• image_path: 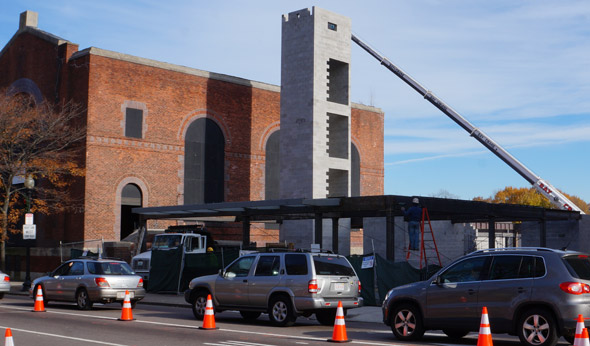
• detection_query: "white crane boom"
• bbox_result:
[351,34,583,214]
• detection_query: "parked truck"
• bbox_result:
[131,225,213,284]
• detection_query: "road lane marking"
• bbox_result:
[0,305,399,346]
[203,342,278,346]
[222,341,277,345]
[1,305,117,320]
[0,325,129,346]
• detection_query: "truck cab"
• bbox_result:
[131,231,208,283]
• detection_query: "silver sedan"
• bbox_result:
[30,258,145,309]
[0,270,10,299]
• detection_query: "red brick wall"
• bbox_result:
[0,32,60,100]
[352,106,385,195]
[1,29,384,246]
[0,32,88,247]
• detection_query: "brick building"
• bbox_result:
[0,11,383,250]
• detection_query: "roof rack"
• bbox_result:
[260,248,335,254]
[469,247,558,255]
[297,248,335,254]
[73,255,125,261]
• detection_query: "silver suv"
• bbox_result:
[382,247,590,346]
[184,251,363,326]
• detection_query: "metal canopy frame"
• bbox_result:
[133,195,579,223]
[132,195,580,258]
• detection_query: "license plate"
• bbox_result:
[117,291,134,299]
[333,283,345,291]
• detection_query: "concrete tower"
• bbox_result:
[280,7,352,253]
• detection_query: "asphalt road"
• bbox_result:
[0,295,571,346]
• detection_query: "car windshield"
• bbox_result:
[563,254,590,280]
[152,235,182,249]
[87,261,135,275]
[313,255,355,276]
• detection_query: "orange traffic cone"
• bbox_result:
[5,328,14,346]
[581,328,590,346]
[33,286,45,312]
[574,314,586,346]
[328,301,349,343]
[199,294,218,330]
[118,290,135,321]
[477,306,493,346]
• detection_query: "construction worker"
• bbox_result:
[206,247,218,270]
[402,197,422,250]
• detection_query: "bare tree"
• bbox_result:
[0,90,86,271]
[429,189,460,200]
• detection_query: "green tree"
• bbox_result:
[474,186,589,214]
[0,91,86,271]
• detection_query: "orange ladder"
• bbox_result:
[406,207,442,270]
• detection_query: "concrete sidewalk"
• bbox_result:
[8,281,382,323]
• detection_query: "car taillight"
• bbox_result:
[560,282,590,295]
[308,279,318,293]
[358,280,362,294]
[137,278,143,288]
[3,276,9,282]
[95,277,110,288]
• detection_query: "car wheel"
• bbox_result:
[390,303,425,341]
[268,295,296,327]
[443,329,469,339]
[0,292,4,299]
[191,291,209,320]
[239,311,261,320]
[315,309,337,326]
[76,288,93,310]
[517,308,558,346]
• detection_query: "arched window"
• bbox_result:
[120,184,142,240]
[265,131,280,200]
[8,78,43,104]
[184,118,225,204]
[351,144,360,197]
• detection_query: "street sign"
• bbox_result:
[361,255,374,269]
[25,213,33,225]
[23,224,36,239]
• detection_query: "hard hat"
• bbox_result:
[207,247,214,253]
[412,197,419,204]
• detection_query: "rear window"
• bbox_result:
[87,262,135,275]
[563,255,590,280]
[313,255,355,276]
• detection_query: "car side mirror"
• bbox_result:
[434,275,443,286]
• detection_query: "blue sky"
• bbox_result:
[2,1,589,204]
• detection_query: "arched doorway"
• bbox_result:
[184,118,225,204]
[120,183,142,240]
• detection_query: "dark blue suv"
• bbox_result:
[382,247,590,346]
